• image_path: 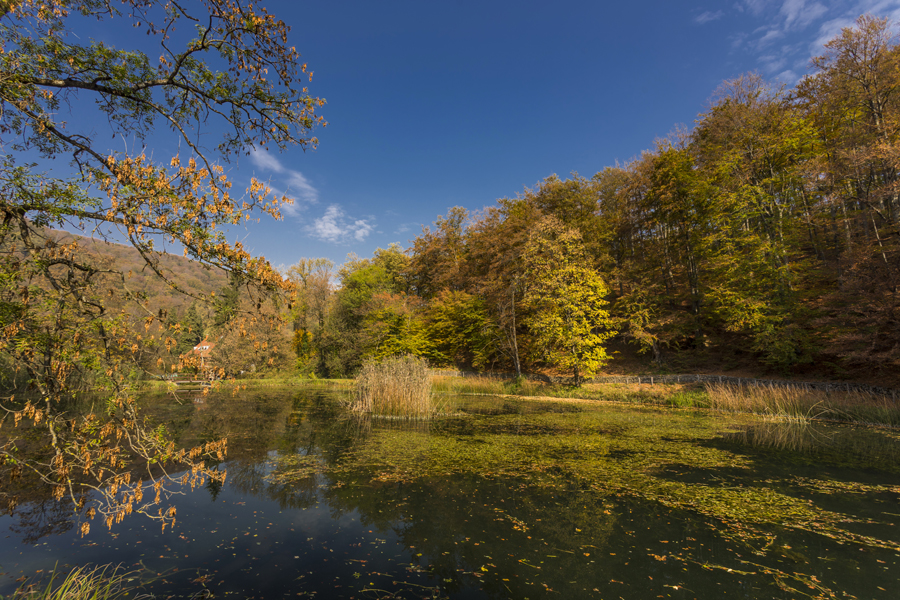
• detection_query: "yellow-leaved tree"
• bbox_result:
[523,217,615,384]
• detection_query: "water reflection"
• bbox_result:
[721,419,900,471]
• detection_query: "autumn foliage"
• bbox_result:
[0,0,322,529]
[301,15,900,386]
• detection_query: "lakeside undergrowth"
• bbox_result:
[145,372,897,427]
[706,382,900,427]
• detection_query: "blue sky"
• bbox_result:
[57,0,900,269]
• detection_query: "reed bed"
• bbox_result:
[433,376,712,407]
[706,382,900,426]
[354,356,433,418]
[10,564,146,600]
[431,375,506,395]
[432,375,566,398]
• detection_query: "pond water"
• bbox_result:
[1,388,898,599]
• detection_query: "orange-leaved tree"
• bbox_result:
[0,0,323,532]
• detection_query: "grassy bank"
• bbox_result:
[433,375,899,427]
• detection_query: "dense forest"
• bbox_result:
[291,16,900,386]
[20,16,898,387]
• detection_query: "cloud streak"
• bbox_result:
[248,148,318,217]
[309,205,374,243]
[719,0,900,84]
[695,10,724,24]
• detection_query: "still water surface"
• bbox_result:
[1,389,898,598]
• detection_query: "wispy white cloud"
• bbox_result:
[725,0,900,79]
[774,68,800,83]
[248,149,283,173]
[695,10,724,24]
[780,0,829,30]
[309,205,374,243]
[739,0,773,16]
[248,148,318,217]
[812,1,900,51]
[394,222,420,235]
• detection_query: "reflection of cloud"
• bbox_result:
[309,205,373,243]
[249,148,318,217]
[695,10,724,24]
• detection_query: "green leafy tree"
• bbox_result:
[361,291,435,361]
[424,290,498,369]
[315,247,407,377]
[285,258,334,371]
[695,74,819,366]
[0,0,323,530]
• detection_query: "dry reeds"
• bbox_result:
[706,382,900,426]
[354,355,433,418]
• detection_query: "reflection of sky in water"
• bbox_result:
[1,473,422,598]
[1,391,898,599]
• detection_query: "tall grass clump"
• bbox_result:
[354,355,433,418]
[706,382,900,426]
[9,564,146,600]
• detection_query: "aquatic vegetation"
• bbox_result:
[325,398,900,556]
[434,375,715,408]
[354,356,434,418]
[8,564,146,600]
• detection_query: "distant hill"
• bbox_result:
[51,230,229,315]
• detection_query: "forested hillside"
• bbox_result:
[50,230,229,311]
[291,16,900,387]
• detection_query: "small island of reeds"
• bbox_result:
[352,355,433,419]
